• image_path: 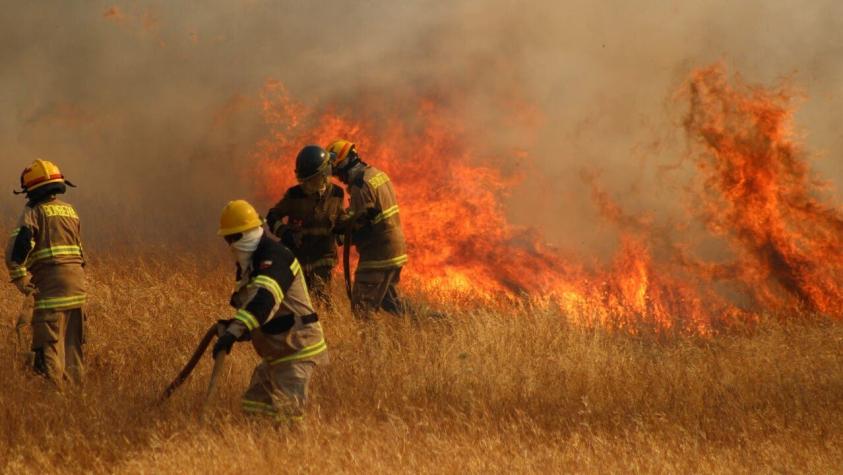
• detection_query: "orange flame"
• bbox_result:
[253,65,843,334]
[683,65,843,316]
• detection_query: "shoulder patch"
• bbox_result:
[41,204,79,219]
[367,172,390,190]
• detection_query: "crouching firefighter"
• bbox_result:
[326,140,407,318]
[213,200,328,422]
[5,159,86,386]
[266,145,345,302]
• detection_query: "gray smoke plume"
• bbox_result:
[1,0,841,252]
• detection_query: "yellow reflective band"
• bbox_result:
[241,400,277,414]
[9,267,27,279]
[234,309,260,331]
[28,245,83,263]
[251,275,283,302]
[34,294,86,310]
[357,254,408,271]
[268,339,327,366]
[367,172,390,189]
[41,204,79,219]
[242,405,277,415]
[242,408,278,417]
[9,227,20,238]
[290,259,301,276]
[372,205,399,224]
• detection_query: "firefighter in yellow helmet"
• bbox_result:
[327,140,407,317]
[5,160,86,386]
[266,146,345,302]
[213,200,328,422]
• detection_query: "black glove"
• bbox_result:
[365,207,381,223]
[217,319,252,341]
[212,332,237,358]
[280,228,299,251]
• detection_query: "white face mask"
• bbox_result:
[229,227,263,281]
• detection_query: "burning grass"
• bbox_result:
[253,65,843,336]
[0,252,840,473]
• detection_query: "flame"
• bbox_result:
[683,65,843,316]
[253,65,843,334]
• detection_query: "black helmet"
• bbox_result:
[295,145,331,181]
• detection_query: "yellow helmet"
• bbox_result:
[19,159,68,193]
[218,200,263,236]
[326,139,359,174]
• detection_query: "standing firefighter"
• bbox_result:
[5,160,86,386]
[213,200,327,422]
[326,140,407,317]
[266,145,345,301]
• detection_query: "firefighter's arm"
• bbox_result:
[7,207,38,273]
[331,207,381,245]
[335,185,381,233]
[78,219,87,267]
[266,194,293,237]
[6,221,36,292]
[332,210,352,244]
[267,199,306,250]
[225,260,297,337]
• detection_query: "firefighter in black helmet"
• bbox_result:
[266,145,345,301]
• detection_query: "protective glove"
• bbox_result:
[212,332,237,359]
[217,319,251,341]
[280,228,301,251]
[365,207,381,221]
[12,275,34,296]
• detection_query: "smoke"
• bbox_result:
[1,0,842,253]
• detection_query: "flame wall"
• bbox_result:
[1,1,843,330]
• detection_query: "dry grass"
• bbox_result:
[0,251,841,474]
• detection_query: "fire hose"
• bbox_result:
[343,217,353,303]
[159,322,226,408]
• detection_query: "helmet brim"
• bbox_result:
[25,178,65,192]
[217,220,263,236]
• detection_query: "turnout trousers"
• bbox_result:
[304,265,333,302]
[31,307,84,386]
[241,360,316,422]
[352,267,403,318]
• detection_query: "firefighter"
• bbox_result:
[326,140,407,317]
[5,159,86,386]
[266,145,345,301]
[213,200,327,422]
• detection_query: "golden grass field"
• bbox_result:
[0,251,841,474]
